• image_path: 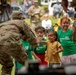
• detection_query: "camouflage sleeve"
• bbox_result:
[22,21,38,47]
[26,6,34,16]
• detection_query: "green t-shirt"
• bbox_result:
[20,39,33,59]
[15,39,34,70]
[34,38,47,54]
[57,29,76,56]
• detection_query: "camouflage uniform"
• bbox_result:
[26,0,45,31]
[72,20,76,43]
[0,12,38,75]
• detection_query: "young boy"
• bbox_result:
[15,35,34,71]
[33,26,47,65]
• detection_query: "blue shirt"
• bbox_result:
[53,4,62,13]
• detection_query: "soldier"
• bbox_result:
[0,12,38,75]
[26,0,45,31]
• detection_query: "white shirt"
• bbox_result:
[68,7,75,12]
[42,20,52,29]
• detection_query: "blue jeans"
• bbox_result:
[67,11,74,18]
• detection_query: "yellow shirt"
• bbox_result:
[45,41,61,63]
[57,18,74,26]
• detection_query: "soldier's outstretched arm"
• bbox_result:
[22,21,38,47]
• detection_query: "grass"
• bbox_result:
[0,61,15,75]
[0,17,58,75]
[0,65,2,74]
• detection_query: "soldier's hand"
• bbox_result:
[52,51,58,56]
[35,12,40,15]
[35,15,39,19]
[31,13,35,16]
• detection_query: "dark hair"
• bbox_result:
[74,13,76,20]
[48,30,58,41]
[35,26,45,33]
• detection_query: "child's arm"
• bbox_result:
[52,45,63,56]
[31,52,41,61]
[37,37,47,45]
[57,46,63,53]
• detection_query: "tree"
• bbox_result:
[38,0,41,6]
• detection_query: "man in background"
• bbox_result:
[53,1,62,18]
[0,0,12,23]
[61,0,68,14]
[26,0,45,31]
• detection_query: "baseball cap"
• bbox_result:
[10,11,26,19]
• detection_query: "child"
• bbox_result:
[15,35,38,71]
[42,14,52,30]
[15,35,34,71]
[45,30,63,65]
[57,17,76,64]
[42,13,53,34]
[33,26,47,65]
[39,30,63,65]
[57,13,73,30]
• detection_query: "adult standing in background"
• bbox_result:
[61,0,68,14]
[0,0,12,23]
[19,0,32,18]
[26,0,45,31]
[67,2,75,19]
[53,1,62,18]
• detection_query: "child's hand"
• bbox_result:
[31,52,41,62]
[52,51,58,56]
[37,37,43,42]
[37,58,41,62]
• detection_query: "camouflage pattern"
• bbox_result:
[26,5,45,30]
[31,21,41,31]
[10,12,26,19]
[72,20,76,43]
[0,20,38,75]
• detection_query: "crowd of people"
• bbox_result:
[0,0,76,75]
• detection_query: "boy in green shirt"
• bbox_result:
[33,26,47,65]
[15,35,34,71]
